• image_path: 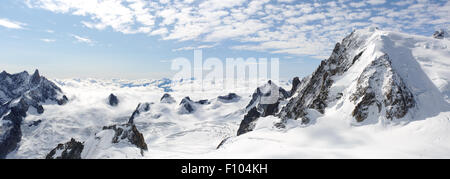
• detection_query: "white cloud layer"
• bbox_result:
[26,0,450,58]
[0,18,26,29]
[71,34,94,44]
[40,38,56,43]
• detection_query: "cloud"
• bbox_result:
[349,2,366,8]
[172,44,216,52]
[0,18,26,29]
[25,0,450,59]
[40,38,56,43]
[71,34,94,44]
[366,0,386,5]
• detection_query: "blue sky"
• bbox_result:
[0,0,448,80]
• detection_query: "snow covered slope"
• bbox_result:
[6,77,291,158]
[0,70,68,158]
[216,28,450,158]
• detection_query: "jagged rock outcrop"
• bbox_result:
[278,28,416,126]
[108,93,119,106]
[236,81,289,136]
[160,93,176,104]
[289,77,301,97]
[350,54,415,122]
[0,100,27,159]
[433,29,448,39]
[217,93,241,103]
[46,123,148,158]
[128,102,152,123]
[176,96,212,114]
[178,97,196,114]
[196,99,210,105]
[216,137,231,149]
[45,138,84,159]
[237,107,262,136]
[0,70,68,158]
[102,124,148,156]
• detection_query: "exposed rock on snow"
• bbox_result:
[47,123,148,159]
[289,77,301,97]
[0,70,68,158]
[237,107,262,136]
[196,99,210,105]
[350,54,415,122]
[433,29,448,39]
[278,28,419,125]
[216,137,231,149]
[218,93,241,103]
[46,138,84,159]
[102,124,148,156]
[129,102,152,123]
[0,100,27,159]
[108,93,119,106]
[237,81,289,136]
[160,93,176,104]
[178,97,196,114]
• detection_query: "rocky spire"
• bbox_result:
[30,69,41,85]
[108,93,119,106]
[289,77,301,97]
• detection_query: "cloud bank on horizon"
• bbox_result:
[15,0,449,59]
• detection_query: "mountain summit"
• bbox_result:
[274,28,450,126]
[217,28,450,158]
[0,70,68,158]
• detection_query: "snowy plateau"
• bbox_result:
[1,28,450,159]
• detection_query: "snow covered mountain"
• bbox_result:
[0,70,68,158]
[216,28,450,158]
[277,27,450,125]
[2,27,450,159]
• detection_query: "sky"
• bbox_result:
[0,0,449,80]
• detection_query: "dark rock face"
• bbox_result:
[350,54,415,122]
[28,120,42,127]
[237,107,261,136]
[195,99,210,105]
[237,81,289,136]
[278,31,376,124]
[160,93,176,104]
[103,124,148,156]
[289,77,301,97]
[108,93,119,106]
[0,102,27,159]
[433,29,448,39]
[128,102,152,124]
[278,30,416,125]
[57,95,69,105]
[46,123,148,158]
[218,93,241,103]
[46,138,84,159]
[216,137,231,149]
[0,70,68,158]
[179,97,196,114]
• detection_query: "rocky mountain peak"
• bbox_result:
[0,70,68,158]
[30,69,41,85]
[160,93,176,104]
[278,28,417,126]
[108,93,119,106]
[236,81,290,136]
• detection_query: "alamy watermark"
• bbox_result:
[170,50,281,104]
